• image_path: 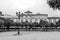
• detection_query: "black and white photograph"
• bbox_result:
[0,0,60,40]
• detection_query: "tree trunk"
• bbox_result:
[7,26,10,31]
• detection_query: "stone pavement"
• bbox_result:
[0,31,60,40]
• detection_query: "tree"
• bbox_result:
[32,22,38,27]
[30,22,39,31]
[21,20,30,31]
[3,18,13,31]
[47,0,60,30]
[39,20,50,31]
[56,20,60,27]
[47,0,60,10]
[49,23,56,29]
[39,20,49,27]
[0,19,4,27]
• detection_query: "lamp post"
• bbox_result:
[16,11,20,35]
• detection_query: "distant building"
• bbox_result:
[47,17,60,24]
[1,11,60,24]
[1,11,48,23]
[12,11,48,23]
[3,11,60,24]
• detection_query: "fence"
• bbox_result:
[0,26,60,32]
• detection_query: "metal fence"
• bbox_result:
[0,26,60,32]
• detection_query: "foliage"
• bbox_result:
[39,20,49,27]
[56,20,60,27]
[47,0,60,10]
[32,22,39,27]
[21,20,30,26]
[0,19,4,26]
[50,23,55,27]
[2,18,14,27]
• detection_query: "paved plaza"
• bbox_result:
[0,31,60,40]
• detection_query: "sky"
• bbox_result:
[0,0,60,17]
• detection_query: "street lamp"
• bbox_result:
[16,11,20,35]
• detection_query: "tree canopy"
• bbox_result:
[47,0,60,10]
[39,20,49,27]
[56,20,60,26]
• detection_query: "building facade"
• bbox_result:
[47,17,60,24]
[15,11,48,23]
[1,11,60,24]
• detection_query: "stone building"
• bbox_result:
[1,11,60,24]
[2,11,48,23]
[47,17,60,24]
[12,11,48,23]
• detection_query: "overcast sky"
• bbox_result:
[0,0,60,17]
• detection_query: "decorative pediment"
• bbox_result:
[24,10,32,13]
[24,10,32,15]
